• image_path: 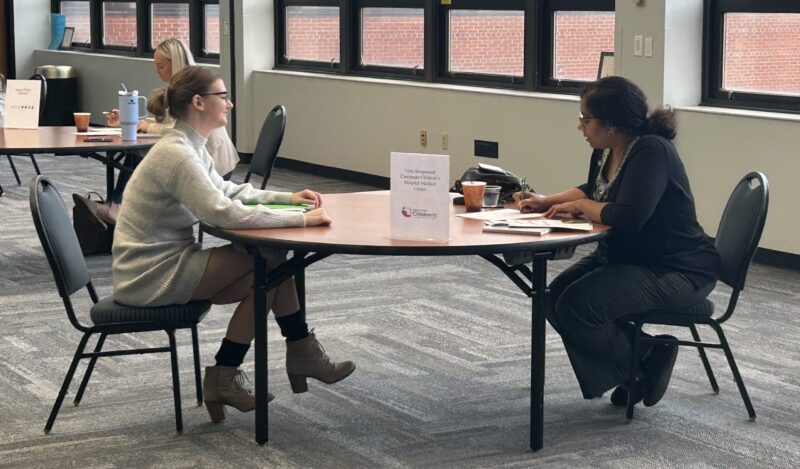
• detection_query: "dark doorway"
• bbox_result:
[1,0,15,78]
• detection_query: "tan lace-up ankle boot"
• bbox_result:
[285,331,356,393]
[203,366,274,423]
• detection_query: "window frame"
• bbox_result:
[703,0,800,113]
[275,0,615,95]
[52,0,219,63]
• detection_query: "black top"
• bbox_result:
[577,135,720,288]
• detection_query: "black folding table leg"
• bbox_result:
[74,333,107,406]
[30,154,42,175]
[253,253,269,445]
[45,332,92,434]
[530,253,549,451]
[690,324,719,393]
[167,329,183,432]
[191,325,203,405]
[6,155,21,185]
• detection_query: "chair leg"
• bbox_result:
[626,321,646,420]
[191,325,203,406]
[30,154,42,175]
[244,172,251,183]
[6,155,21,185]
[73,333,107,406]
[709,321,756,420]
[166,329,184,432]
[690,324,719,393]
[198,226,204,244]
[45,332,93,434]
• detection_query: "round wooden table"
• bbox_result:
[0,126,158,196]
[203,191,610,451]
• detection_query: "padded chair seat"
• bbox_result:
[90,297,211,325]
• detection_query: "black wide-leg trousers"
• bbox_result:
[547,251,715,399]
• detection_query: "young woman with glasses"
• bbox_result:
[112,66,355,423]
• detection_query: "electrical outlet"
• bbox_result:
[441,133,448,150]
[420,129,427,147]
[633,35,643,57]
[644,37,653,58]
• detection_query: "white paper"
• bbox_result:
[390,152,450,241]
[3,80,41,129]
[457,209,544,221]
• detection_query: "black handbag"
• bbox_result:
[451,164,532,202]
[72,192,114,255]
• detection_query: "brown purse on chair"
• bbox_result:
[72,192,114,255]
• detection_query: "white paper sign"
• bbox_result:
[390,152,450,241]
[3,80,41,129]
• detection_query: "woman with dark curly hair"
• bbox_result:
[516,76,720,409]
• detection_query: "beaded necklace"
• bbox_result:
[593,136,640,202]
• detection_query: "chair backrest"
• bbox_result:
[29,73,48,120]
[29,176,91,300]
[247,105,286,189]
[714,172,769,291]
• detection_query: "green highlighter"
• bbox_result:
[246,204,312,212]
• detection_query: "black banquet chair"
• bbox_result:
[245,104,287,190]
[624,172,769,420]
[198,104,286,243]
[30,176,211,434]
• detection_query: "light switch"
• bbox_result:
[644,37,653,58]
[633,35,643,57]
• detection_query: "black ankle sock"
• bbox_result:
[214,338,251,367]
[275,311,310,342]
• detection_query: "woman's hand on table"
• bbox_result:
[303,208,332,227]
[516,193,548,213]
[543,200,585,219]
[290,189,323,208]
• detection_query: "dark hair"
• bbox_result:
[147,66,219,121]
[580,76,677,140]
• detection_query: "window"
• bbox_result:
[704,0,800,113]
[358,4,424,74]
[275,0,615,93]
[283,3,340,65]
[53,0,219,61]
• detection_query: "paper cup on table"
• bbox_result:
[483,185,502,207]
[73,112,91,132]
[462,181,486,212]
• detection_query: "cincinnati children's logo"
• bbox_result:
[401,206,437,219]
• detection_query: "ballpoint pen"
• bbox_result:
[518,177,528,200]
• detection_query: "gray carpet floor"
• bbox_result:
[0,153,799,468]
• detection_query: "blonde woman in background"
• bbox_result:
[79,38,239,224]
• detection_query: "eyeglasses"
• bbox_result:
[578,112,596,125]
[200,91,231,103]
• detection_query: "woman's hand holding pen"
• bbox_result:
[291,189,323,208]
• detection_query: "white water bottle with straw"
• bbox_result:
[118,82,147,141]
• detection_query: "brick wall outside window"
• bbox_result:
[724,13,800,95]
